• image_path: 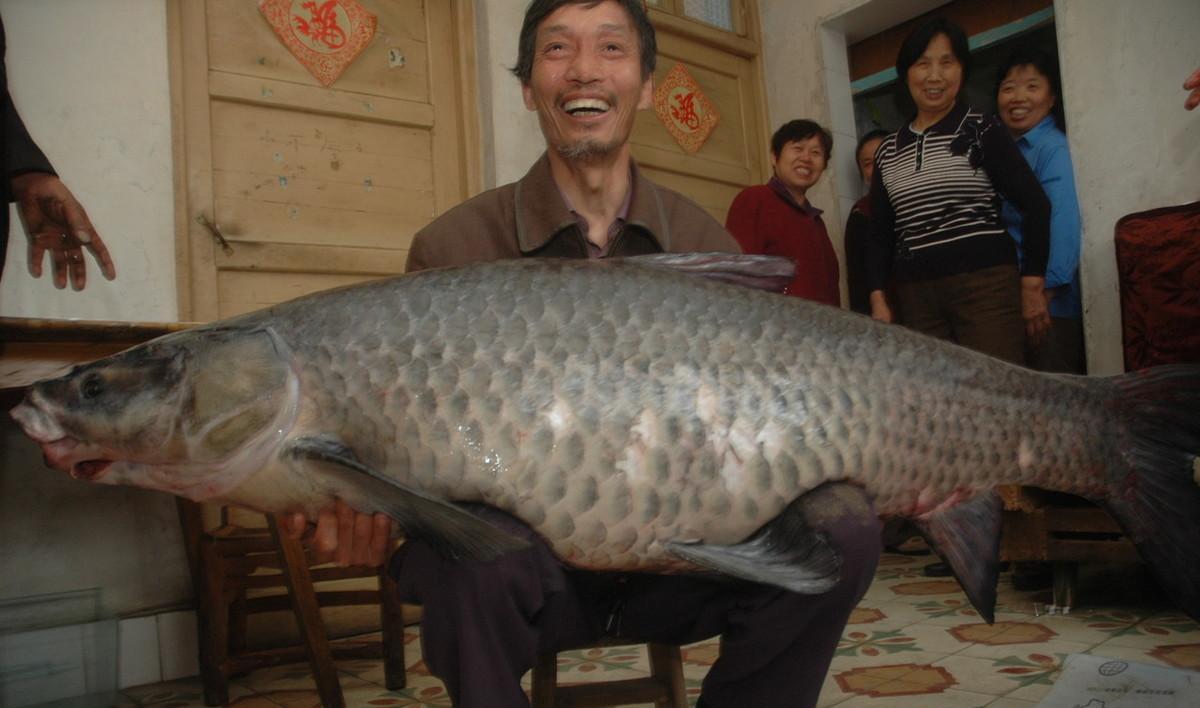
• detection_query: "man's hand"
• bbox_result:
[13,172,116,290]
[1186,68,1200,111]
[280,499,394,567]
[1021,276,1052,349]
[869,290,894,323]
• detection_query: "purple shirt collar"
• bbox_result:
[768,176,823,216]
[558,167,634,258]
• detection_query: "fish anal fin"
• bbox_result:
[914,491,1003,623]
[666,494,840,593]
[286,435,528,562]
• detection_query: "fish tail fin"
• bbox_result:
[1101,365,1200,621]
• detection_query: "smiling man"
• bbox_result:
[725,120,840,306]
[290,2,881,707]
[404,0,732,269]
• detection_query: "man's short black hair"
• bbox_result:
[994,44,1066,131]
[895,17,972,103]
[512,0,657,85]
[770,119,833,160]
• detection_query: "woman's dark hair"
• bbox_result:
[512,0,657,84]
[894,17,971,113]
[994,45,1066,131]
[854,129,890,177]
[770,119,833,160]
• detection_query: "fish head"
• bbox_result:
[10,326,298,501]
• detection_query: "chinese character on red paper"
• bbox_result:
[671,91,702,131]
[259,0,377,86]
[653,63,719,154]
[293,1,349,51]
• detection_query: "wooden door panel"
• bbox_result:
[217,271,377,318]
[640,166,744,223]
[632,13,767,227]
[210,100,435,251]
[177,0,474,321]
[205,0,431,103]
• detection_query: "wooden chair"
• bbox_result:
[177,500,407,708]
[530,638,688,708]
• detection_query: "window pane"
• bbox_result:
[682,0,735,31]
[645,0,668,8]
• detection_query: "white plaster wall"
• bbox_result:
[0,0,176,321]
[0,0,190,620]
[472,0,545,189]
[1055,0,1200,375]
[759,0,1200,376]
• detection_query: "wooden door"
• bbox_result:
[170,0,479,321]
[634,1,769,224]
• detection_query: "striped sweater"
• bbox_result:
[865,104,1050,292]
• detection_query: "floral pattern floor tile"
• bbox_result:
[121,552,1200,708]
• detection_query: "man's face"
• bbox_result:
[522,0,653,161]
[771,135,827,196]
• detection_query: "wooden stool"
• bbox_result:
[998,487,1139,612]
[530,639,688,708]
[178,500,407,707]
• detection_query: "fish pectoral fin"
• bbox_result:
[665,499,840,594]
[286,436,529,562]
[623,253,794,293]
[914,491,1003,624]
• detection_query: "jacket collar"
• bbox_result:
[1015,114,1058,147]
[513,153,670,254]
[768,176,823,216]
[896,102,970,149]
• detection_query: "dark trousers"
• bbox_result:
[391,483,882,708]
[1027,315,1086,374]
[895,264,1025,364]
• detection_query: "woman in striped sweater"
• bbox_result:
[865,18,1051,365]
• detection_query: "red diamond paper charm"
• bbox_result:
[653,63,720,155]
[258,0,377,87]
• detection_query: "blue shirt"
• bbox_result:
[1001,116,1082,319]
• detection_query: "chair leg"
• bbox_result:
[529,650,559,708]
[648,643,687,708]
[268,515,345,708]
[378,565,407,690]
[196,545,231,707]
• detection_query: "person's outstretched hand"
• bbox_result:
[13,172,116,290]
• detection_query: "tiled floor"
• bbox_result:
[119,550,1200,707]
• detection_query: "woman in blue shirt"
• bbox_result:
[996,47,1086,373]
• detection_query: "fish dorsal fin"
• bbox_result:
[913,491,1003,623]
[624,253,794,293]
[666,493,840,593]
[285,436,528,561]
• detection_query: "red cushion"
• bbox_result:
[1116,201,1200,371]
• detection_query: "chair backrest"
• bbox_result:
[1115,200,1200,371]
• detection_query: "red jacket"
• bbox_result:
[724,179,840,306]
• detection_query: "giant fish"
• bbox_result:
[10,255,1200,622]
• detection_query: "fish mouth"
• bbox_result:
[70,458,114,482]
[27,432,116,483]
[12,396,116,482]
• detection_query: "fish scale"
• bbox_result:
[11,256,1200,622]
[270,261,1056,564]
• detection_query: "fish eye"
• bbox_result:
[81,374,104,400]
